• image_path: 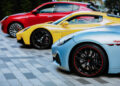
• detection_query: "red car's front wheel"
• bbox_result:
[70,44,108,77]
[8,22,23,38]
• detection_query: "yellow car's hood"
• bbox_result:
[30,23,63,30]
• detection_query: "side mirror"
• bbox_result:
[44,21,53,24]
[31,10,38,15]
[61,21,69,27]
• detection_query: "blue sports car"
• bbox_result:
[52,25,120,77]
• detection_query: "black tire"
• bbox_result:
[8,22,24,38]
[70,43,108,77]
[30,29,53,49]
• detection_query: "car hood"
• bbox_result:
[9,12,31,18]
[30,23,62,30]
[70,25,120,37]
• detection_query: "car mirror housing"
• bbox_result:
[61,21,69,27]
[31,10,38,15]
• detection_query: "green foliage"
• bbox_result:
[0,0,13,19]
[105,0,120,13]
[20,0,32,12]
[0,0,51,20]
[71,0,83,1]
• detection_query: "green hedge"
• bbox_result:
[0,0,51,20]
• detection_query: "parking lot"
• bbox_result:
[0,25,120,86]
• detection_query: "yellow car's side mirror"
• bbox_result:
[61,21,69,27]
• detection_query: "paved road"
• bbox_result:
[0,25,120,86]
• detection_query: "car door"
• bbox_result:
[61,15,103,37]
[50,3,79,21]
[28,3,55,25]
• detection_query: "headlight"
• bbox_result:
[23,27,30,31]
[58,36,73,46]
[1,16,9,21]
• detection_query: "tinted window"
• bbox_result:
[87,5,99,11]
[52,14,72,25]
[67,15,103,24]
[73,5,79,11]
[54,3,73,12]
[38,4,55,13]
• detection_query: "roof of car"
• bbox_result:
[72,11,106,16]
[46,1,88,5]
[33,1,89,11]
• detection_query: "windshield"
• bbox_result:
[52,14,72,25]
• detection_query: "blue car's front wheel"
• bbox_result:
[70,43,108,77]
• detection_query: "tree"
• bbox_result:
[0,0,14,19]
[20,0,32,12]
[0,0,52,20]
[105,0,120,15]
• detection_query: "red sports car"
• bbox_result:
[0,1,98,37]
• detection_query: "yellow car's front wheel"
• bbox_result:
[30,29,53,49]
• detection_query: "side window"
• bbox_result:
[67,15,103,24]
[73,5,80,11]
[54,3,73,13]
[37,4,55,13]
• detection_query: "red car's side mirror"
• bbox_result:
[31,10,38,15]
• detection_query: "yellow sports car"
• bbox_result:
[16,11,120,49]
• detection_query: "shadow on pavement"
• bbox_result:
[20,45,33,49]
[57,67,120,78]
[57,67,74,75]
[102,73,120,78]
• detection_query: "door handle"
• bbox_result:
[48,15,52,18]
